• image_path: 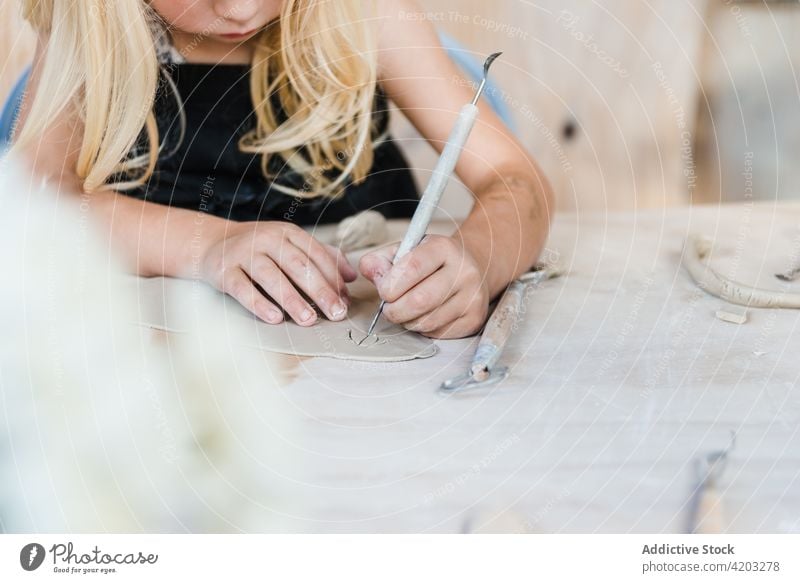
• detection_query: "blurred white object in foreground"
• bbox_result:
[0,155,297,533]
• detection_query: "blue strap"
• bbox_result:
[438,32,517,133]
[0,67,32,149]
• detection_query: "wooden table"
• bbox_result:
[262,202,800,533]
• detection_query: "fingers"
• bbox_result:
[380,239,447,301]
[219,267,283,324]
[361,235,489,339]
[382,269,457,324]
[207,222,359,326]
[407,290,488,339]
[358,242,398,286]
[275,246,348,321]
[288,229,353,294]
[325,244,358,283]
[246,256,319,326]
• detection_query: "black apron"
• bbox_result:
[122,63,419,225]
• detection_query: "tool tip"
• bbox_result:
[483,52,503,76]
[365,302,384,338]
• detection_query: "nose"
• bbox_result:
[213,0,260,23]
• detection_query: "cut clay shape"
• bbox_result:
[126,276,438,362]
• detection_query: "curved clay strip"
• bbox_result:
[683,235,800,309]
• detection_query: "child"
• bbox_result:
[14,0,552,339]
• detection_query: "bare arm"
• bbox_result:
[374,0,553,296]
[14,36,226,278]
[359,0,553,337]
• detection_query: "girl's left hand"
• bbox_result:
[359,235,489,339]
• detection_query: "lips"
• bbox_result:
[220,29,257,39]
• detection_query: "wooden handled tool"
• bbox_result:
[687,432,736,534]
[440,265,561,393]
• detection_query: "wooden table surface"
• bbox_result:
[256,202,800,533]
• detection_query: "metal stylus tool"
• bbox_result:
[361,52,503,342]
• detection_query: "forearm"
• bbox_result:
[15,92,228,279]
[78,189,228,279]
[455,169,554,298]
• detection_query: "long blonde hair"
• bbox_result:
[15,0,379,198]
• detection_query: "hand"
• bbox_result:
[359,235,489,338]
[200,221,357,325]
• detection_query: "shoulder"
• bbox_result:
[375,0,422,21]
[374,0,439,45]
[374,0,444,78]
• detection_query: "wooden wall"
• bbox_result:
[412,0,800,212]
[409,0,712,213]
[694,1,800,204]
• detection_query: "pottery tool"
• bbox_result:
[361,52,503,342]
[440,265,561,393]
[686,431,736,534]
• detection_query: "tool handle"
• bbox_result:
[471,279,525,374]
[394,103,479,261]
[692,486,726,534]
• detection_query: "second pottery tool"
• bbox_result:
[686,432,736,534]
[440,265,562,393]
[360,52,503,343]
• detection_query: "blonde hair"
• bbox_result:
[15,0,379,198]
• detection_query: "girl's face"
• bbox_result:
[150,0,283,43]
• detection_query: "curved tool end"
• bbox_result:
[471,52,504,105]
[483,52,503,78]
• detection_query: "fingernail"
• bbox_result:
[267,310,283,324]
[301,308,315,322]
[331,302,346,319]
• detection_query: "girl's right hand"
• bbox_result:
[200,221,357,326]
